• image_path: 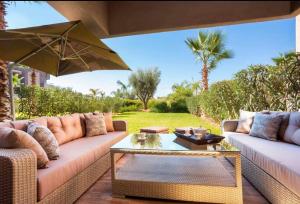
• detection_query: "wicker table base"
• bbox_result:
[111,154,242,203]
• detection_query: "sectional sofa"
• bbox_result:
[0,113,128,204]
[222,112,300,204]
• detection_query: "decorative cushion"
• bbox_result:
[236,110,256,133]
[284,112,300,144]
[27,122,60,160]
[84,113,107,137]
[104,112,114,132]
[93,112,112,130]
[249,113,283,141]
[0,127,49,168]
[270,111,290,141]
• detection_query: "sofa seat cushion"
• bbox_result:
[224,132,300,197]
[37,131,127,201]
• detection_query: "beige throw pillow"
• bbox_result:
[93,112,115,132]
[84,113,107,137]
[27,122,60,160]
[249,113,283,141]
[0,127,49,168]
[236,110,256,133]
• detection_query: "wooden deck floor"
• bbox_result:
[76,155,269,204]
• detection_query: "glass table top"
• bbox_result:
[111,133,239,152]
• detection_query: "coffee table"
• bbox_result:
[110,134,242,204]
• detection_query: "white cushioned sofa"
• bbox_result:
[222,112,300,204]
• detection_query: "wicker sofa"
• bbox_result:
[222,112,300,204]
[0,113,128,204]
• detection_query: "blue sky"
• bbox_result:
[7,2,295,97]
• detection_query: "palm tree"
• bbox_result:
[0,1,11,121]
[89,88,100,97]
[185,31,233,90]
[12,73,23,87]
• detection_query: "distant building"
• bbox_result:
[11,65,50,87]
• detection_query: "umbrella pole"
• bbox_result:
[8,64,15,121]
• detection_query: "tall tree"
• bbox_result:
[185,31,233,90]
[129,68,161,110]
[0,1,11,121]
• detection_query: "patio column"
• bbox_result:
[296,14,300,54]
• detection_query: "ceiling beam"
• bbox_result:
[48,1,109,37]
[48,1,300,39]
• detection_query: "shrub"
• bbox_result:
[186,96,201,115]
[186,52,300,122]
[15,85,122,119]
[122,99,143,109]
[169,99,189,113]
[150,100,169,113]
[119,105,140,112]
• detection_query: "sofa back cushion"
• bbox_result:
[236,110,256,133]
[61,114,84,141]
[34,117,48,127]
[46,114,84,145]
[104,112,114,132]
[284,112,300,144]
[0,122,13,128]
[46,117,65,145]
[11,120,29,131]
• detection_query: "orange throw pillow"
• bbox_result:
[104,112,114,132]
[0,127,49,168]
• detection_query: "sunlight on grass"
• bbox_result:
[113,112,221,135]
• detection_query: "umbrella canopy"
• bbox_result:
[0,21,129,76]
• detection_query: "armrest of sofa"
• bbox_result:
[222,119,239,133]
[0,148,37,204]
[113,120,128,132]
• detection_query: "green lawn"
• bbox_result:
[113,112,221,134]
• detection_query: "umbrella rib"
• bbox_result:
[36,34,61,58]
[66,41,91,71]
[64,46,90,59]
[15,37,62,64]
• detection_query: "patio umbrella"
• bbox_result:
[0,20,130,76]
[0,20,130,120]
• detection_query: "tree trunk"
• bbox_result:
[143,100,148,110]
[0,1,11,121]
[202,64,209,90]
[31,69,37,85]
